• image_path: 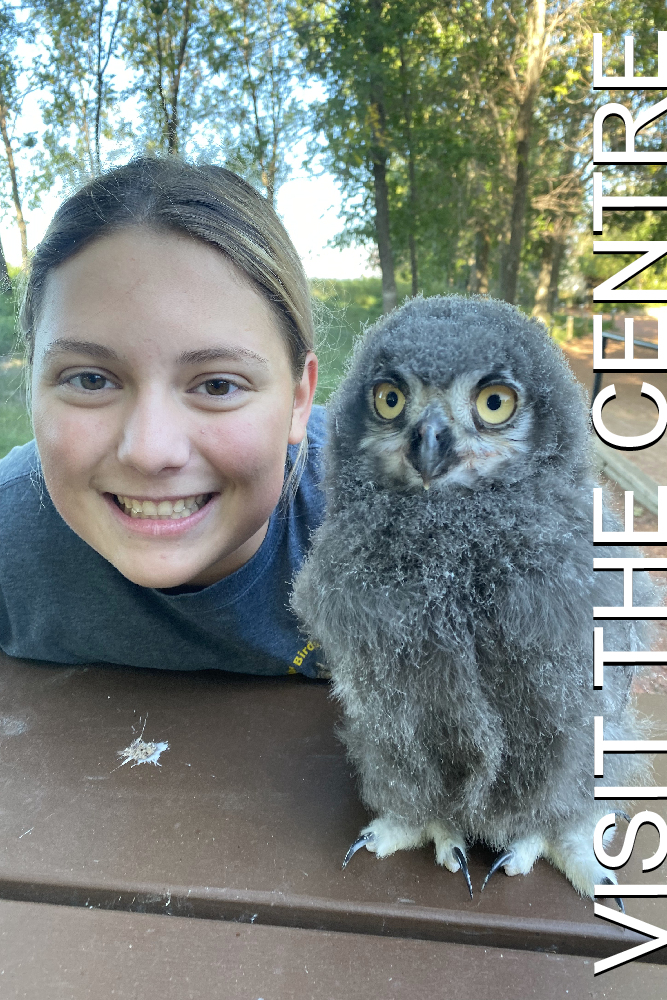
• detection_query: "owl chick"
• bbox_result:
[292,294,659,903]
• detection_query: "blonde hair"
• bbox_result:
[19,156,314,377]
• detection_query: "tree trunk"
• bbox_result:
[372,155,397,313]
[398,40,418,296]
[0,236,11,295]
[500,0,546,304]
[532,239,552,323]
[367,0,396,313]
[94,0,125,174]
[406,134,418,296]
[502,127,530,304]
[547,238,566,315]
[470,227,490,294]
[408,228,418,297]
[264,171,275,208]
[369,92,397,312]
[166,0,191,155]
[0,94,28,267]
[94,0,107,173]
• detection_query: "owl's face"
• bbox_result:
[357,364,533,491]
[328,296,588,495]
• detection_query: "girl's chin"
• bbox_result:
[73,490,270,589]
[114,566,207,590]
[100,547,219,589]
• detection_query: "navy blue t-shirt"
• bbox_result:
[0,405,327,678]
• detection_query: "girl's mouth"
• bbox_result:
[112,493,212,520]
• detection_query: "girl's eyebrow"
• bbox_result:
[41,338,119,362]
[41,339,269,368]
[178,347,269,368]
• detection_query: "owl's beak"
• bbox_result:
[409,408,456,488]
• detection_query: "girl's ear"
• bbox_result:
[288,351,318,444]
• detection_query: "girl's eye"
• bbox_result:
[195,379,241,397]
[68,372,114,391]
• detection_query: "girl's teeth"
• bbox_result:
[117,495,209,519]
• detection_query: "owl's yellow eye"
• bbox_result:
[373,382,406,420]
[475,384,517,425]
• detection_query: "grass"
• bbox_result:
[311,277,412,403]
[0,359,31,460]
[0,293,18,357]
[0,275,31,460]
[550,313,591,343]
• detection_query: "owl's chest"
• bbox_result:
[346,513,517,610]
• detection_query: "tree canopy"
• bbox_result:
[0,0,665,320]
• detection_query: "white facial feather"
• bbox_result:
[359,371,533,490]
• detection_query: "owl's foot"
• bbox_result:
[481,850,516,891]
[600,876,625,914]
[544,825,624,910]
[342,818,472,898]
[342,833,374,867]
[481,830,624,911]
[482,834,546,891]
[342,817,430,867]
[428,820,473,898]
[452,846,473,899]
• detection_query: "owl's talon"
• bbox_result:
[453,846,473,899]
[342,832,375,868]
[600,875,625,913]
[481,850,515,891]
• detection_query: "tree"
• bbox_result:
[294,0,396,311]
[529,82,589,322]
[298,0,617,315]
[209,0,305,206]
[0,100,28,267]
[296,0,462,312]
[454,1,586,306]
[0,1,29,266]
[123,0,213,155]
[383,2,463,297]
[501,0,667,313]
[93,1,127,168]
[404,1,510,297]
[497,0,548,303]
[0,234,10,294]
[30,0,127,188]
[566,0,667,307]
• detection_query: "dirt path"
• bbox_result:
[561,318,667,487]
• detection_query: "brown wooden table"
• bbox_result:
[0,651,665,998]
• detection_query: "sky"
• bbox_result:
[1,20,380,281]
[1,162,378,279]
[276,169,377,280]
[0,96,378,281]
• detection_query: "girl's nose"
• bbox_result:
[116,389,191,475]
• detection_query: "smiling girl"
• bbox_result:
[0,157,327,678]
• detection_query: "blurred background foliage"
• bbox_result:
[1,0,666,456]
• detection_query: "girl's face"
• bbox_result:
[31,227,317,589]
